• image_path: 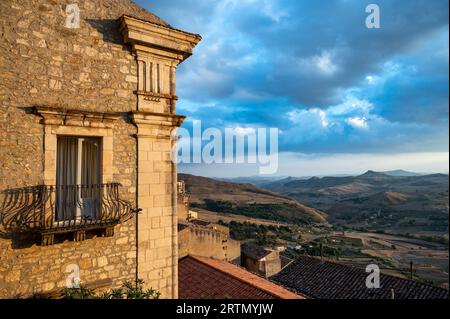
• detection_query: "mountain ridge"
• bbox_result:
[179,173,327,225]
[261,171,449,234]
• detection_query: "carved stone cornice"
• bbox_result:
[119,15,202,63]
[131,111,186,139]
[131,111,185,127]
[34,106,120,129]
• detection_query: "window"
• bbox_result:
[56,136,101,221]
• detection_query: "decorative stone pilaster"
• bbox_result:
[119,15,201,114]
[120,14,200,299]
[131,111,185,299]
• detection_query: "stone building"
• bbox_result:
[0,0,200,298]
[178,222,241,264]
[176,181,241,264]
[241,243,282,278]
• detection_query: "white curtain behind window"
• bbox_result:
[56,137,78,221]
[81,139,100,219]
[81,139,99,186]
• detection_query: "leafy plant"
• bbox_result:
[61,279,160,299]
[61,285,96,299]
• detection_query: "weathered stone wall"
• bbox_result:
[0,0,182,298]
[208,223,230,236]
[0,0,165,190]
[264,251,282,278]
[0,0,146,191]
[241,256,260,275]
[178,225,241,262]
[177,194,189,222]
[227,238,241,264]
[178,226,190,259]
[0,221,136,298]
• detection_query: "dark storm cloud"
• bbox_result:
[136,0,449,154]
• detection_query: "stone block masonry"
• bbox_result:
[0,0,200,298]
[178,224,241,263]
[0,222,136,298]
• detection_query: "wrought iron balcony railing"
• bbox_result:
[0,183,137,244]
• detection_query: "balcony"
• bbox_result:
[0,183,137,245]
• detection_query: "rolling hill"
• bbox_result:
[179,174,327,225]
[261,171,449,235]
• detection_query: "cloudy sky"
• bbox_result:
[137,0,449,177]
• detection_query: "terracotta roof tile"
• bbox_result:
[271,255,449,299]
[280,255,293,269]
[179,256,304,299]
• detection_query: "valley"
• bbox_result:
[179,171,449,288]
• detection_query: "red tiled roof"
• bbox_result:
[179,256,304,299]
[271,255,449,299]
